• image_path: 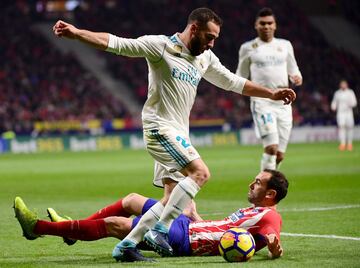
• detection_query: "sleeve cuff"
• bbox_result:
[106,33,116,52]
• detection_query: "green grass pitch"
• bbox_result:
[0,142,359,267]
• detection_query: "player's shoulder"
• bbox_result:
[198,49,219,66]
[203,49,216,59]
[334,89,342,94]
[273,38,293,48]
[138,34,168,44]
[258,207,281,220]
[240,38,258,50]
[274,37,291,44]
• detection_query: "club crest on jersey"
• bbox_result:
[277,47,282,52]
[252,42,258,49]
[174,45,182,53]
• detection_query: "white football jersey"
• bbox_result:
[106,33,247,134]
[331,88,357,114]
[236,37,301,105]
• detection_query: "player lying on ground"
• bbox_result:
[14,169,287,261]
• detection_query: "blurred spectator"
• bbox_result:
[0,3,131,135]
[1,0,359,135]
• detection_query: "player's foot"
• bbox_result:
[47,208,77,246]
[347,144,353,151]
[13,197,40,240]
[112,239,155,262]
[144,222,173,257]
[339,144,346,151]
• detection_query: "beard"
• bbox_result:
[188,35,204,56]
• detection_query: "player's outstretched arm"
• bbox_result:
[265,233,283,259]
[53,20,109,50]
[242,80,296,105]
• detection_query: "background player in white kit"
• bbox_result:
[53,7,296,262]
[331,80,357,151]
[236,8,302,170]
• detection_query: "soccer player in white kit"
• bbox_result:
[53,7,296,262]
[236,8,302,170]
[331,80,357,151]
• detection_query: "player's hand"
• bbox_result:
[53,20,79,39]
[265,234,283,259]
[183,200,203,221]
[289,75,303,86]
[271,88,296,105]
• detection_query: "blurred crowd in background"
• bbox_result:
[1,0,359,135]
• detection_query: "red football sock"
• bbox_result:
[34,219,108,241]
[85,199,130,220]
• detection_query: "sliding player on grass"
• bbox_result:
[14,169,287,261]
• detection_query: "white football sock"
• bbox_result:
[339,127,346,145]
[347,127,354,145]
[261,153,276,170]
[123,201,164,244]
[159,177,200,229]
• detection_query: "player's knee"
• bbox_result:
[192,166,211,186]
[122,193,139,210]
[265,145,278,155]
[184,160,211,186]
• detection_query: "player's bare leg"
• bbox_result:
[112,180,176,262]
[144,158,209,256]
[276,151,284,169]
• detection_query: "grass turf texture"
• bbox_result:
[0,142,359,267]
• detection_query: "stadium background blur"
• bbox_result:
[1,1,360,267]
[1,0,359,142]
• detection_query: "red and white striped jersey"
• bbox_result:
[188,206,282,256]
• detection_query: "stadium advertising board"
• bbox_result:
[2,131,241,154]
[241,126,360,145]
[2,127,360,154]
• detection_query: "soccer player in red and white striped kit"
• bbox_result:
[15,169,287,261]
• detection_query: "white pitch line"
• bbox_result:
[202,204,360,216]
[281,232,360,241]
[279,204,360,212]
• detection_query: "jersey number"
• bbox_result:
[176,136,191,148]
[261,113,273,125]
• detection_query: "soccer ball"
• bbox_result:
[218,228,256,262]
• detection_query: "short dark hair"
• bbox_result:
[188,7,223,28]
[256,7,276,20]
[264,169,288,203]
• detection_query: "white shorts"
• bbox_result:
[144,127,200,187]
[153,161,185,188]
[337,112,354,128]
[251,100,293,153]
